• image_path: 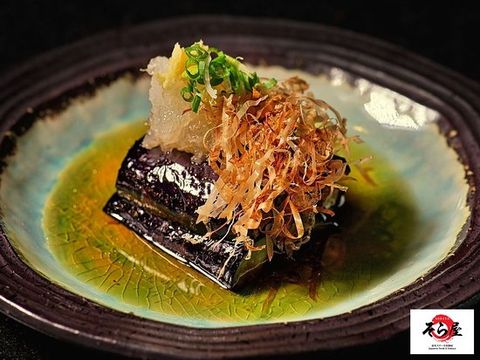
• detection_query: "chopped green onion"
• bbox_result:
[248,73,260,89]
[191,95,202,112]
[185,58,200,80]
[198,61,206,76]
[210,77,223,86]
[180,42,277,112]
[209,60,228,79]
[259,78,278,90]
[181,86,194,102]
[185,45,208,60]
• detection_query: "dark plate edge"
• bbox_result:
[0,15,479,359]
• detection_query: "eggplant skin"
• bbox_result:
[104,138,266,289]
[104,193,264,289]
[104,138,344,289]
[115,139,217,231]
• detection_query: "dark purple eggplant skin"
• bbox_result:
[104,138,265,289]
[104,138,345,289]
[104,193,251,289]
[115,139,218,229]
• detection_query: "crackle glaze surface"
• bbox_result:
[0,67,469,328]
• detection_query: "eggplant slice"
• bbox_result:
[104,138,343,289]
[104,139,267,289]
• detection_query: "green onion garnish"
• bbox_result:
[260,78,278,90]
[191,95,202,112]
[185,45,208,60]
[181,42,276,112]
[180,86,194,102]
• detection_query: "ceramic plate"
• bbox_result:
[1,16,479,359]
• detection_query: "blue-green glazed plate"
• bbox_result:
[0,16,479,359]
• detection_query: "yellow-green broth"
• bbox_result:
[43,120,418,324]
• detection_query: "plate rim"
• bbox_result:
[1,15,480,359]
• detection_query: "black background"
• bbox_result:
[0,1,479,359]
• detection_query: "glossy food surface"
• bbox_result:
[0,68,469,327]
